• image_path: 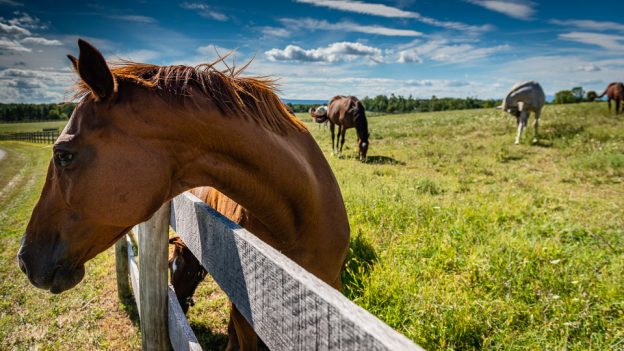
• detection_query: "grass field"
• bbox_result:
[1,102,622,350]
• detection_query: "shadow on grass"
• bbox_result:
[119,295,141,326]
[341,233,378,300]
[192,320,271,350]
[190,322,229,350]
[365,155,406,165]
[532,139,553,148]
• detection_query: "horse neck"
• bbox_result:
[355,105,368,141]
[161,104,347,246]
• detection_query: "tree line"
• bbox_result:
[288,95,501,114]
[552,87,600,104]
[0,103,76,122]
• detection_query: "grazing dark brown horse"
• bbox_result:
[17,39,350,351]
[168,236,206,313]
[310,96,369,161]
[599,82,624,114]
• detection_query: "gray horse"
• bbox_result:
[498,81,545,144]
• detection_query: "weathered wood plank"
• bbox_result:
[114,238,132,300]
[168,285,203,351]
[171,192,424,351]
[127,234,141,316]
[139,203,170,351]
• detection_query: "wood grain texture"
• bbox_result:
[138,203,170,351]
[170,192,424,351]
[168,285,203,351]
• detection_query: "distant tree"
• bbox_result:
[554,90,578,104]
[586,91,598,102]
[571,86,585,101]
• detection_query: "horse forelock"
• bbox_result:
[71,59,306,134]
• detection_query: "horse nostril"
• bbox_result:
[17,253,30,278]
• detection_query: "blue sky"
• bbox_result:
[0,0,622,102]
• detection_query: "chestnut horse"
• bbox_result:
[17,39,350,351]
[309,96,369,161]
[599,82,624,114]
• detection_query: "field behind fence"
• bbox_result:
[0,103,622,350]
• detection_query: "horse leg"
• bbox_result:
[340,127,347,155]
[515,111,528,145]
[330,123,336,154]
[608,98,612,113]
[617,98,621,115]
[533,109,540,143]
[337,125,343,156]
[225,302,257,351]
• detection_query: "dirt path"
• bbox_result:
[0,149,6,162]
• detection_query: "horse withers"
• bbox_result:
[498,81,545,144]
[18,39,350,351]
[310,96,369,161]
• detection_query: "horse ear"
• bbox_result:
[77,39,115,100]
[67,55,78,72]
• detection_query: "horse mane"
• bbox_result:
[72,58,306,134]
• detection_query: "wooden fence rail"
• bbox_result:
[115,191,424,351]
[0,130,60,144]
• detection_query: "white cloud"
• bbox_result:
[111,49,160,62]
[109,15,158,24]
[550,19,624,32]
[0,22,30,36]
[180,2,228,21]
[397,50,422,63]
[20,36,62,46]
[573,64,601,72]
[265,42,383,63]
[465,0,536,20]
[197,44,232,56]
[397,39,510,64]
[294,0,493,32]
[0,38,31,52]
[0,68,74,103]
[259,27,292,38]
[559,32,624,51]
[8,12,47,30]
[278,18,422,37]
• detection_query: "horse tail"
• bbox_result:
[598,88,608,98]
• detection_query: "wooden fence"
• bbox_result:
[0,130,59,144]
[115,191,424,351]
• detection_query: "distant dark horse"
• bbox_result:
[599,82,624,114]
[310,96,369,161]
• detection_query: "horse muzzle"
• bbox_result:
[17,241,86,294]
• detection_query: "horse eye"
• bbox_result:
[54,150,74,167]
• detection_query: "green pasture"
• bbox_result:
[0,102,622,350]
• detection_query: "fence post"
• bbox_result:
[138,202,170,350]
[115,238,132,300]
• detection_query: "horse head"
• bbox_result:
[309,106,328,123]
[169,237,207,313]
[17,39,175,293]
